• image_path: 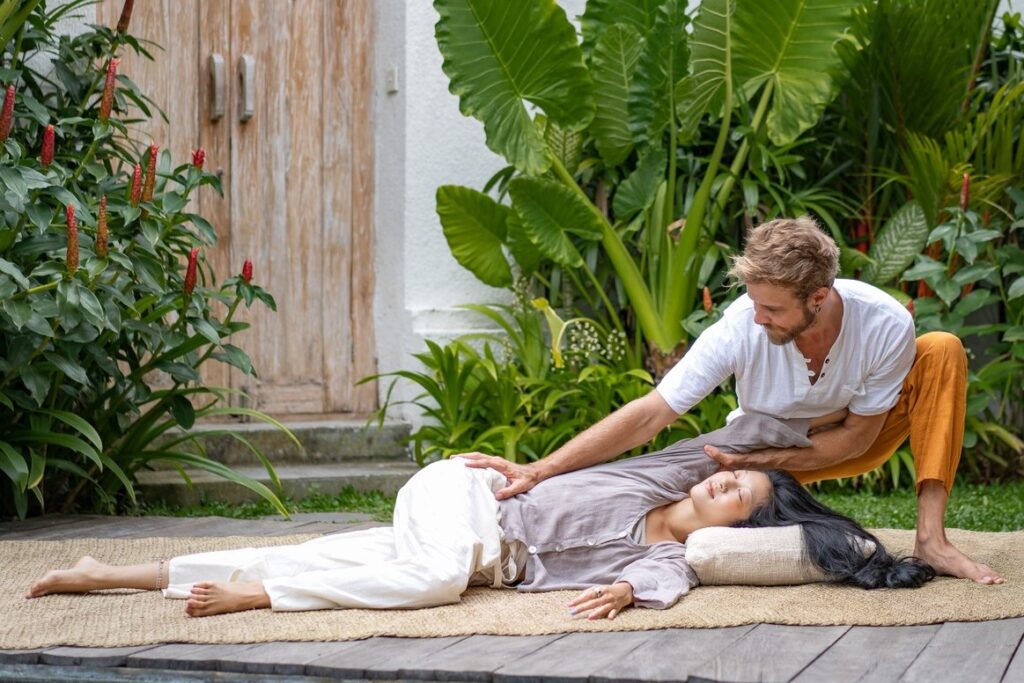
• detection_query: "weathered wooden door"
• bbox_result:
[97,0,377,417]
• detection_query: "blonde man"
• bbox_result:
[461,216,1002,584]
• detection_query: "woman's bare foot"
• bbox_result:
[915,540,1005,585]
[26,556,108,598]
[185,581,271,617]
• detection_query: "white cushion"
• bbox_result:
[684,525,876,586]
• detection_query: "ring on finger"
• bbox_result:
[593,587,603,597]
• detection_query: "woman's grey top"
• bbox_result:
[498,413,812,609]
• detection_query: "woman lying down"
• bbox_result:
[26,413,934,619]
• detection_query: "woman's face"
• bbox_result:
[689,470,772,527]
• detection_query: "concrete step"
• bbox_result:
[150,418,410,469]
[135,461,420,507]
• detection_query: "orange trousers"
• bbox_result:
[791,332,967,495]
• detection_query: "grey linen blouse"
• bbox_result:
[498,413,812,609]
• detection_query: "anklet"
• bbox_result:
[156,559,164,591]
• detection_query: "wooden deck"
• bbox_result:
[1,515,1022,683]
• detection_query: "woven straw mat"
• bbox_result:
[1,529,1022,648]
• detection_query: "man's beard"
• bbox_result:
[762,304,817,345]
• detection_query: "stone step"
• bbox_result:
[150,418,410,469]
[135,462,420,507]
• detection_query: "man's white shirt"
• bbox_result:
[656,279,917,422]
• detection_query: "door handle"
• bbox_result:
[238,54,255,122]
[208,53,225,121]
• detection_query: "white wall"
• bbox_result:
[373,0,587,420]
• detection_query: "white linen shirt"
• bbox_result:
[656,279,916,421]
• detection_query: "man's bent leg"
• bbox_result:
[792,332,1002,583]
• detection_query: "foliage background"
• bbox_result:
[0,0,290,519]
[374,0,1024,490]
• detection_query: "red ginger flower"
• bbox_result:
[184,247,199,296]
[99,59,119,121]
[96,195,109,258]
[142,144,159,202]
[702,286,712,314]
[960,173,970,211]
[116,0,134,33]
[242,259,253,284]
[129,163,142,206]
[40,124,54,168]
[66,204,79,275]
[906,299,915,317]
[0,85,14,142]
[192,147,205,170]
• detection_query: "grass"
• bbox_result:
[814,481,1024,531]
[134,486,396,523]
[134,481,1024,532]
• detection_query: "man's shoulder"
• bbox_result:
[835,279,913,329]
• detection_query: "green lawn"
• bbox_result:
[135,481,1024,532]
[815,481,1024,531]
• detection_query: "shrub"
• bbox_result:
[0,0,293,518]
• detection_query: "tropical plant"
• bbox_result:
[0,0,294,518]
[432,0,864,372]
[363,297,733,466]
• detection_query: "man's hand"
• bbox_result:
[704,410,889,471]
[567,582,633,620]
[453,453,541,500]
[703,444,750,469]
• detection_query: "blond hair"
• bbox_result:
[728,216,839,300]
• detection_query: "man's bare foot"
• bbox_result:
[185,581,271,617]
[26,556,107,598]
[915,540,1005,585]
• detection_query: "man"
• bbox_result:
[459,216,1003,584]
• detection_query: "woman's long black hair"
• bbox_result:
[736,470,936,589]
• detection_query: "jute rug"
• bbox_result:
[1,529,1022,649]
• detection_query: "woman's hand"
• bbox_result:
[453,452,541,500]
[567,582,633,620]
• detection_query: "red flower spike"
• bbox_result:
[116,0,135,33]
[702,286,712,314]
[242,259,253,284]
[906,299,915,317]
[142,144,159,202]
[66,204,79,276]
[184,247,199,296]
[40,124,54,168]
[129,163,142,206]
[192,147,205,170]
[97,195,109,258]
[960,173,970,211]
[99,59,119,121]
[0,85,15,142]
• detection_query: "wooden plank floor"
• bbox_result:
[2,515,1022,683]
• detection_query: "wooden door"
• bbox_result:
[97,0,378,417]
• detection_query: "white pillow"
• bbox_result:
[684,525,876,586]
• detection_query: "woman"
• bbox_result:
[25,414,934,619]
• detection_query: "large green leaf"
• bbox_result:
[628,0,689,148]
[613,149,666,219]
[590,24,644,166]
[434,0,594,175]
[732,0,861,145]
[543,118,583,175]
[580,0,661,56]
[436,185,513,288]
[863,201,929,284]
[509,177,603,268]
[675,0,734,141]
[505,212,541,276]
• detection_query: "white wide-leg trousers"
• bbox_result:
[163,459,520,611]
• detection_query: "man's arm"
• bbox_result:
[457,390,679,499]
[704,410,888,471]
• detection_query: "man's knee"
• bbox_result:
[915,331,963,356]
